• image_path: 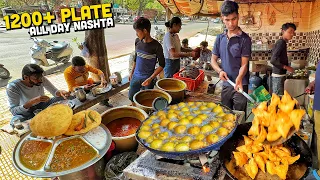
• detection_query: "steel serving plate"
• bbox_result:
[136,103,239,160]
[12,124,112,178]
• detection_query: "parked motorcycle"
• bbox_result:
[30,37,73,66]
[154,26,165,44]
[0,64,10,79]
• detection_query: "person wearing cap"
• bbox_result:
[211,1,252,111]
[6,64,70,126]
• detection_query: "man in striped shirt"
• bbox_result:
[128,17,165,102]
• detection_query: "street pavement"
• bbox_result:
[0,21,214,125]
[0,22,209,81]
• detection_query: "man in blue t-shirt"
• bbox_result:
[305,61,320,177]
[128,17,165,102]
[211,1,252,111]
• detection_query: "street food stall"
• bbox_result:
[3,0,320,179]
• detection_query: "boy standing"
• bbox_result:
[128,17,165,102]
[211,1,252,111]
[270,23,296,95]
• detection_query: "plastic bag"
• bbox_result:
[104,152,138,180]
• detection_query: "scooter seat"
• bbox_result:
[51,43,68,51]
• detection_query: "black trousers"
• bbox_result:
[221,85,248,111]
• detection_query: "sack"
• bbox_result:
[80,42,90,58]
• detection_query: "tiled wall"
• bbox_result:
[238,0,320,65]
[248,32,309,61]
[306,30,320,64]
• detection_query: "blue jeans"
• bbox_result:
[128,76,156,102]
[271,76,286,96]
[164,58,180,78]
[10,96,65,126]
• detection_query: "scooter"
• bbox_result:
[154,26,165,44]
[30,37,73,66]
[0,64,10,79]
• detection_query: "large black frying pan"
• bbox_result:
[219,122,313,180]
[136,104,239,160]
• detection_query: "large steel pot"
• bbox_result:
[155,78,187,103]
[133,89,172,114]
[219,122,313,180]
[101,106,148,152]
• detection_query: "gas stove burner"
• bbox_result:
[124,151,227,180]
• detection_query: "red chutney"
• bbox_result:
[20,140,52,170]
[106,117,141,137]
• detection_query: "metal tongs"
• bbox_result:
[227,79,255,103]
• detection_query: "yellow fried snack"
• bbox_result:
[152,123,160,129]
[233,151,249,167]
[244,158,259,179]
[179,118,190,125]
[146,136,154,143]
[267,131,282,142]
[266,161,277,175]
[248,117,260,136]
[157,132,169,140]
[191,117,203,125]
[281,90,292,103]
[167,121,178,130]
[188,126,201,135]
[64,109,101,136]
[222,122,234,129]
[138,131,151,139]
[289,109,306,131]
[276,112,293,138]
[254,126,267,144]
[30,104,73,137]
[150,139,163,149]
[256,101,268,111]
[270,93,280,106]
[243,135,253,146]
[195,134,205,141]
[160,118,171,127]
[181,136,192,143]
[213,105,223,114]
[175,143,190,151]
[274,148,291,158]
[206,134,219,144]
[174,125,187,134]
[254,154,266,173]
[189,140,204,150]
[223,114,236,121]
[274,159,289,179]
[217,127,229,137]
[278,99,296,114]
[140,125,150,131]
[251,144,263,153]
[198,114,208,120]
[201,124,213,133]
[209,121,220,128]
[283,154,300,165]
[161,142,175,152]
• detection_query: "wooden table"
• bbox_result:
[72,77,129,113]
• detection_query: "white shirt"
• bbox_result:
[163,32,181,59]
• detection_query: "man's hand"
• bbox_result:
[129,74,133,82]
[142,78,152,87]
[24,95,50,109]
[284,65,294,73]
[305,81,315,94]
[219,71,228,81]
[84,84,95,90]
[57,90,70,99]
[235,77,243,91]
